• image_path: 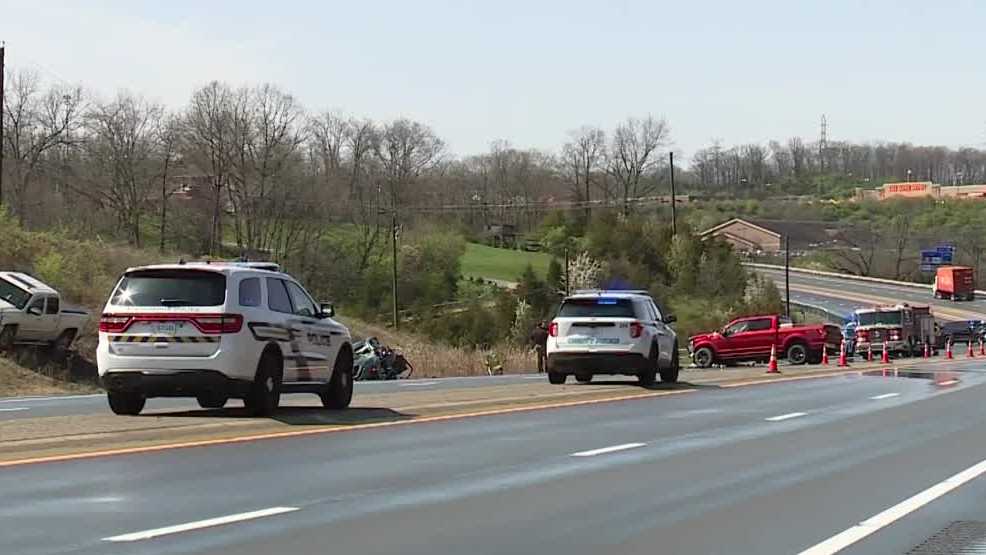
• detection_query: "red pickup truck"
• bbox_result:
[688,314,842,368]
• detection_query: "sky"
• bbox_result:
[2,0,985,163]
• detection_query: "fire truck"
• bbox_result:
[853,304,939,357]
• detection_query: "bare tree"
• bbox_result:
[374,118,444,208]
[183,81,236,255]
[2,70,85,226]
[76,92,165,247]
[158,115,181,253]
[607,116,670,215]
[562,126,606,222]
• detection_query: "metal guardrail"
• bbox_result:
[744,262,986,296]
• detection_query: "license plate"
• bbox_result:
[155,323,177,335]
[567,337,619,345]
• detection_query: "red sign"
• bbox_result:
[885,183,928,193]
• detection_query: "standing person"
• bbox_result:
[530,321,549,373]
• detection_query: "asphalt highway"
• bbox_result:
[5,359,986,555]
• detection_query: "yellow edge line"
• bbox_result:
[1,359,968,469]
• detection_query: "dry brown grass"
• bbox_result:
[339,317,537,378]
[0,356,99,397]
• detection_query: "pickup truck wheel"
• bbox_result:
[660,348,680,383]
[575,373,593,383]
[786,343,808,365]
[548,371,567,384]
[693,347,714,369]
[0,325,16,351]
[107,391,145,415]
[246,349,282,417]
[321,348,354,409]
[196,393,228,409]
[50,329,77,355]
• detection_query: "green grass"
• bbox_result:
[460,242,554,283]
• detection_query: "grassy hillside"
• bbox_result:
[460,243,554,283]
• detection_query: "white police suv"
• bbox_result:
[97,261,353,416]
[546,290,679,385]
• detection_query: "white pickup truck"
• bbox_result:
[0,272,90,352]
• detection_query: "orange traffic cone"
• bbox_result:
[881,339,890,364]
[838,340,848,367]
[766,344,780,374]
[947,339,954,360]
[867,343,873,362]
[923,342,930,358]
[821,348,829,365]
[979,339,984,356]
[968,340,975,358]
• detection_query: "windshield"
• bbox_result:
[110,270,226,307]
[557,298,637,318]
[0,277,31,309]
[856,312,902,326]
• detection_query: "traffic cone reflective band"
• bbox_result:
[881,339,890,364]
[968,340,975,358]
[867,343,873,362]
[821,348,829,365]
[947,339,953,360]
[766,344,780,374]
[838,340,848,367]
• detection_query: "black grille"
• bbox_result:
[908,521,986,554]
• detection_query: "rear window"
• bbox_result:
[110,270,226,307]
[557,298,637,318]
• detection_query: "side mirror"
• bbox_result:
[27,306,43,316]
[663,314,677,324]
[319,302,335,318]
[721,327,731,337]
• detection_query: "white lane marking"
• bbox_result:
[0,393,102,404]
[798,458,986,555]
[102,507,299,542]
[0,407,29,412]
[398,381,439,387]
[869,393,900,400]
[571,442,646,457]
[765,412,807,422]
[938,379,959,386]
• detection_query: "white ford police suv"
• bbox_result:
[97,262,353,416]
[546,290,679,386]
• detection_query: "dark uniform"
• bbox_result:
[530,324,549,373]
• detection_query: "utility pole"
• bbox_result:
[669,151,677,236]
[391,211,399,330]
[0,42,6,207]
[784,235,791,318]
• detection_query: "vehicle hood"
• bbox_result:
[688,332,719,344]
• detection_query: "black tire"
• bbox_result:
[50,329,77,355]
[693,346,715,369]
[245,349,282,417]
[660,346,680,383]
[107,391,145,415]
[321,348,354,409]
[638,346,658,386]
[786,343,808,365]
[196,393,228,409]
[0,325,17,351]
[575,373,593,384]
[548,371,567,384]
